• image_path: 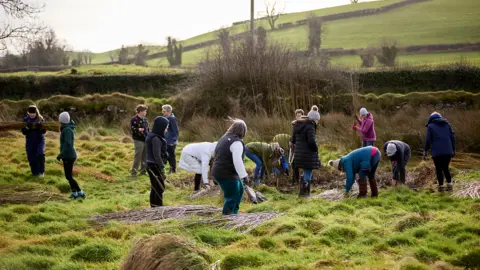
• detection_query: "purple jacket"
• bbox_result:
[356,113,376,142]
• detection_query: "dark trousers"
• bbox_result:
[147,163,165,207]
[167,145,177,171]
[432,155,452,186]
[363,141,374,147]
[358,151,380,197]
[215,177,244,215]
[63,159,81,192]
[27,151,45,176]
[292,162,300,183]
[194,173,202,191]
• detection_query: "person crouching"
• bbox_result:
[211,119,248,215]
[145,116,170,207]
[178,141,218,193]
[384,140,411,186]
[329,146,381,198]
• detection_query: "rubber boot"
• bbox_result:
[357,180,368,198]
[306,182,311,198]
[299,181,309,198]
[446,183,453,192]
[438,185,445,192]
[368,178,379,197]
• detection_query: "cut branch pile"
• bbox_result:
[312,187,359,201]
[0,191,68,204]
[0,121,60,132]
[189,188,221,200]
[452,181,480,199]
[182,212,283,233]
[91,205,221,224]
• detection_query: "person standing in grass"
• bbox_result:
[245,142,286,185]
[211,119,248,215]
[384,140,411,186]
[353,107,376,147]
[130,105,150,177]
[145,116,170,207]
[162,105,179,174]
[289,109,305,186]
[57,112,86,199]
[178,141,217,193]
[21,105,46,178]
[291,106,321,197]
[328,146,381,198]
[423,112,456,192]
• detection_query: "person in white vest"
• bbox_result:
[178,142,218,192]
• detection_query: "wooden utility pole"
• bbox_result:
[250,0,255,35]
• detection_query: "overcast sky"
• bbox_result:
[35,0,377,52]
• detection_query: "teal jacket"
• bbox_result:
[340,146,377,192]
[57,121,77,160]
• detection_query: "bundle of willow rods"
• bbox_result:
[452,181,480,199]
[0,121,60,132]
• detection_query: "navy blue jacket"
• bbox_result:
[146,116,169,169]
[424,114,456,158]
[21,116,46,155]
[165,114,179,145]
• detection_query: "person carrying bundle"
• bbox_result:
[384,140,411,186]
[245,142,286,185]
[178,141,218,193]
[328,146,381,198]
[21,105,46,178]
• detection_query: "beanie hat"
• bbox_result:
[307,105,321,121]
[27,106,37,114]
[386,143,397,157]
[359,108,368,116]
[328,159,341,171]
[59,112,70,124]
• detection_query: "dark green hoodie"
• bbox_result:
[58,121,77,160]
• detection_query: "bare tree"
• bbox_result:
[108,51,116,63]
[265,1,282,30]
[350,0,359,3]
[307,13,325,56]
[216,28,230,58]
[0,0,45,51]
[376,38,398,67]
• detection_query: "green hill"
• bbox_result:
[96,0,480,67]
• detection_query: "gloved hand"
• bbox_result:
[243,177,249,186]
[352,125,358,130]
[56,155,62,161]
[25,122,33,129]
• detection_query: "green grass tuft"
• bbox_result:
[321,225,358,243]
[395,213,427,232]
[386,235,416,247]
[258,237,277,250]
[195,228,245,246]
[71,242,119,262]
[283,236,303,248]
[47,234,87,247]
[414,247,441,263]
[451,248,480,268]
[11,206,34,214]
[0,212,16,222]
[273,223,297,235]
[26,213,54,225]
[18,245,56,256]
[220,250,271,269]
[55,182,72,193]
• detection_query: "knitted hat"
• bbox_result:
[359,108,368,116]
[27,105,37,114]
[307,105,320,121]
[328,159,341,170]
[59,112,70,124]
[386,143,397,157]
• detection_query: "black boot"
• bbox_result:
[298,181,309,198]
[306,182,311,198]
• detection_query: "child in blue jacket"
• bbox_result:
[328,146,381,198]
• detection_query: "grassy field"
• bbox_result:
[0,65,186,77]
[330,51,480,68]
[0,125,479,269]
[88,0,480,67]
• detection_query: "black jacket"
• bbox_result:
[146,117,169,169]
[291,117,320,170]
[211,134,244,180]
[384,140,411,183]
[131,115,149,142]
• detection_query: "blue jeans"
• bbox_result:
[363,141,374,147]
[303,169,313,182]
[245,150,264,179]
[215,177,244,215]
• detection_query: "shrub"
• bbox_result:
[47,234,87,247]
[71,242,119,262]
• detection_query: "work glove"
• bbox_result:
[352,125,358,130]
[56,155,62,161]
[25,122,33,129]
